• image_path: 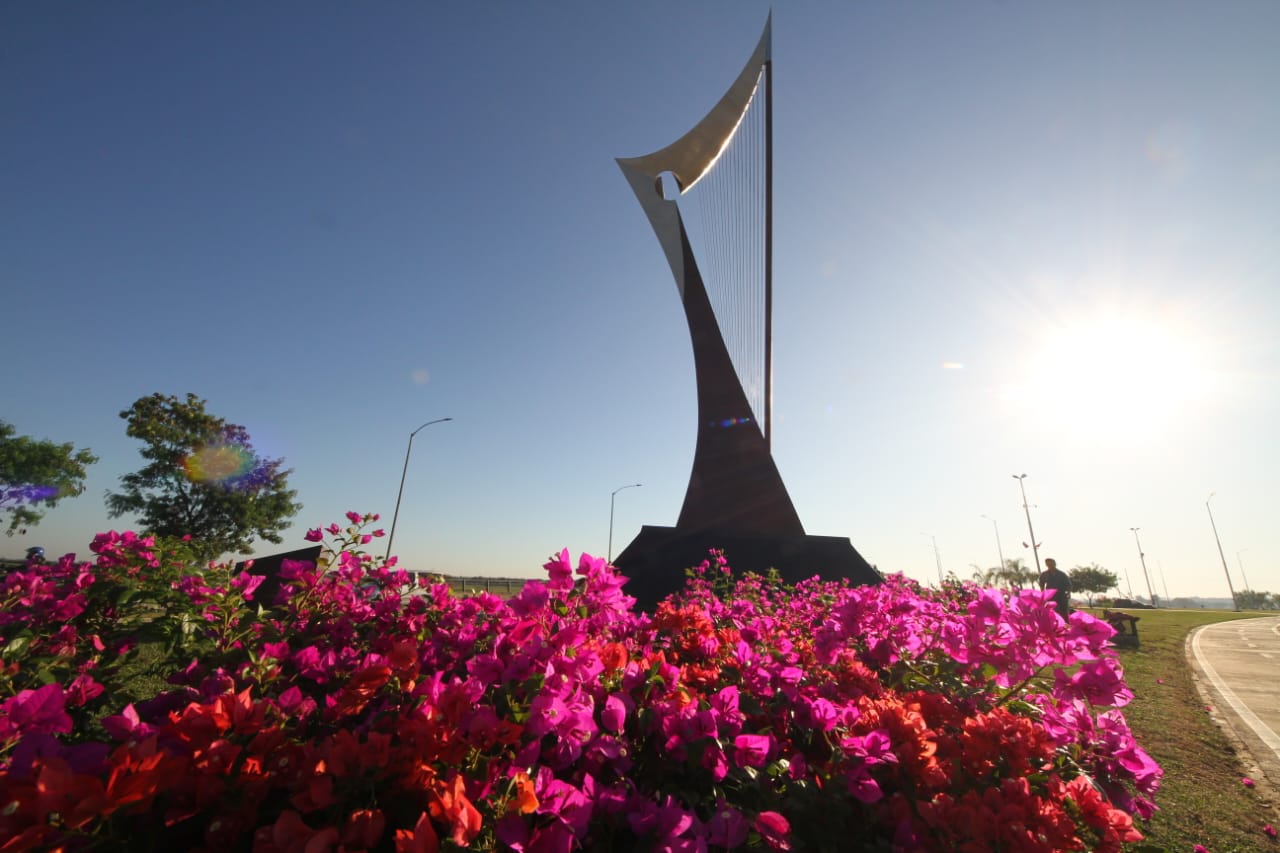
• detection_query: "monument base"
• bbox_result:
[612,525,883,613]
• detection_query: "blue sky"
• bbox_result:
[4,2,1277,600]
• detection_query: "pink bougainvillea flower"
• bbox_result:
[708,801,748,849]
[1241,777,1255,787]
[0,684,73,739]
[101,704,155,741]
[601,694,627,734]
[1193,845,1208,852]
[1068,658,1135,707]
[230,571,264,600]
[64,673,104,707]
[0,514,1170,852]
[543,548,575,591]
[732,733,774,769]
[1264,823,1276,839]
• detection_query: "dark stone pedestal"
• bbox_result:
[612,525,883,613]
[234,545,323,607]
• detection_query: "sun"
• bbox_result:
[1006,304,1217,441]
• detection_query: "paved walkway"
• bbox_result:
[1187,616,1280,795]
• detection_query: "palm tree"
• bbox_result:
[975,558,1038,591]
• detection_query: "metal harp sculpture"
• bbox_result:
[612,16,880,609]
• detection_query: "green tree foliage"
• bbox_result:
[1068,563,1120,607]
[1235,589,1278,610]
[972,557,1038,591]
[106,393,301,561]
[0,420,98,535]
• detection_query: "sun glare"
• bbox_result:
[1008,307,1217,441]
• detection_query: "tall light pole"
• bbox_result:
[385,418,452,561]
[608,483,642,562]
[1236,550,1251,592]
[921,533,944,585]
[1129,527,1157,607]
[981,514,1006,575]
[1013,474,1043,574]
[1205,492,1239,611]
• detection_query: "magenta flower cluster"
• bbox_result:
[0,516,1159,851]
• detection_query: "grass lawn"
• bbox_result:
[1098,608,1280,852]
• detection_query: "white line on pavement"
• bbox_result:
[1191,623,1280,759]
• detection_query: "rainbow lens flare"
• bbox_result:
[183,442,256,485]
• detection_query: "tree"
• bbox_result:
[0,420,98,536]
[106,393,301,561]
[973,558,1038,591]
[1068,563,1120,607]
[1235,590,1278,611]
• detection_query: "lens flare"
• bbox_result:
[708,416,753,429]
[183,442,256,484]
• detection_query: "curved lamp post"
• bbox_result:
[1129,527,1157,607]
[608,483,642,562]
[1013,474,1043,574]
[385,418,452,561]
[1205,492,1238,610]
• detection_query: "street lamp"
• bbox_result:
[385,418,452,561]
[1236,550,1251,592]
[1012,474,1043,574]
[1129,527,1157,608]
[608,483,642,562]
[920,533,944,585]
[981,514,1006,575]
[1205,492,1239,611]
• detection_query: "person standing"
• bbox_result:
[1039,557,1072,618]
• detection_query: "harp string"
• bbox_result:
[680,69,769,435]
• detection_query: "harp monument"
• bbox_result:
[611,16,882,609]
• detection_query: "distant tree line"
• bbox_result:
[1233,590,1278,610]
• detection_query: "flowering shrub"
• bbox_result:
[0,515,1159,851]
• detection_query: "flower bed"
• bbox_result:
[0,515,1159,851]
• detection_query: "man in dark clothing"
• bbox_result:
[1039,557,1072,619]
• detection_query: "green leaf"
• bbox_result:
[3,634,32,657]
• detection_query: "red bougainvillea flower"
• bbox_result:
[428,773,482,846]
[1264,823,1277,839]
[1066,776,1144,850]
[754,810,791,851]
[394,811,439,853]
